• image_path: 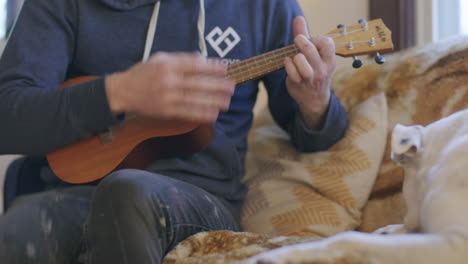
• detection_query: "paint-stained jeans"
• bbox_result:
[0,169,240,264]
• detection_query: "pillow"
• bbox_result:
[331,35,468,195]
[241,93,388,237]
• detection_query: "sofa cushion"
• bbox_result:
[241,93,387,237]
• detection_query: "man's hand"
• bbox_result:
[284,16,336,130]
[105,52,235,123]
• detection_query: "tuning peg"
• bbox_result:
[358,19,369,30]
[352,57,363,69]
[375,52,385,64]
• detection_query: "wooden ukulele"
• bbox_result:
[47,19,394,184]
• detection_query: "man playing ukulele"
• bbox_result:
[0,0,348,263]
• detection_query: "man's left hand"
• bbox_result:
[284,16,336,130]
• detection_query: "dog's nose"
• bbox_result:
[391,153,407,166]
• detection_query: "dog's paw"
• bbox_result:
[373,224,408,235]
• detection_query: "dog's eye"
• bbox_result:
[400,138,410,145]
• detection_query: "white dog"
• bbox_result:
[243,109,468,264]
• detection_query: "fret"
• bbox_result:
[253,56,263,71]
[227,43,301,85]
[246,61,254,79]
[261,53,270,70]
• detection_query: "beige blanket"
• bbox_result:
[164,231,320,264]
[164,35,468,264]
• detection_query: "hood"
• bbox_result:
[100,0,158,10]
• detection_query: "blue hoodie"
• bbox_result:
[0,0,348,217]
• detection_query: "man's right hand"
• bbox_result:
[105,52,235,123]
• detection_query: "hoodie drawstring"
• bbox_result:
[142,0,207,62]
[197,0,207,57]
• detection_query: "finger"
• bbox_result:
[179,76,235,96]
[183,91,232,112]
[295,35,323,73]
[175,54,227,76]
[293,53,314,83]
[176,98,221,123]
[186,92,232,112]
[147,51,169,62]
[161,75,233,117]
[176,76,234,115]
[177,107,220,123]
[284,57,302,84]
[311,36,336,68]
[293,16,310,38]
[192,106,220,123]
[149,52,228,76]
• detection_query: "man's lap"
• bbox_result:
[0,169,240,264]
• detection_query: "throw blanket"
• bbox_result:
[163,231,320,264]
[165,35,468,263]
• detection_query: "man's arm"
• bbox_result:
[284,16,349,151]
[0,0,234,155]
[0,0,121,155]
[262,1,348,152]
[265,76,348,152]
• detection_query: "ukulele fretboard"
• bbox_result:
[226,44,299,85]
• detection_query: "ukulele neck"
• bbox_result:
[226,44,298,85]
[226,18,394,85]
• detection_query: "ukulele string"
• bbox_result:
[326,27,366,39]
[227,27,373,82]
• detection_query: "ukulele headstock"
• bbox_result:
[327,19,394,68]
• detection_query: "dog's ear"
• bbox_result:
[391,124,423,157]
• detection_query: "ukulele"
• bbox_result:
[47,19,394,184]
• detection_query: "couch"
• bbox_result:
[162,35,468,263]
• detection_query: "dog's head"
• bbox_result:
[390,124,424,167]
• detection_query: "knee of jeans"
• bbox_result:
[95,169,164,209]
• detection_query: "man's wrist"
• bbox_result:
[298,96,330,130]
[299,108,327,130]
[105,74,126,115]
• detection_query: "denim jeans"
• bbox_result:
[0,169,240,264]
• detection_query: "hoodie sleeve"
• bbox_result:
[260,0,348,152]
[0,0,120,155]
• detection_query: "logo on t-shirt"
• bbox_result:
[206,26,241,58]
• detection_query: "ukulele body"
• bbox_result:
[47,77,214,183]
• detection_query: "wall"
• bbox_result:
[299,0,370,67]
[0,39,4,53]
[415,0,434,46]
